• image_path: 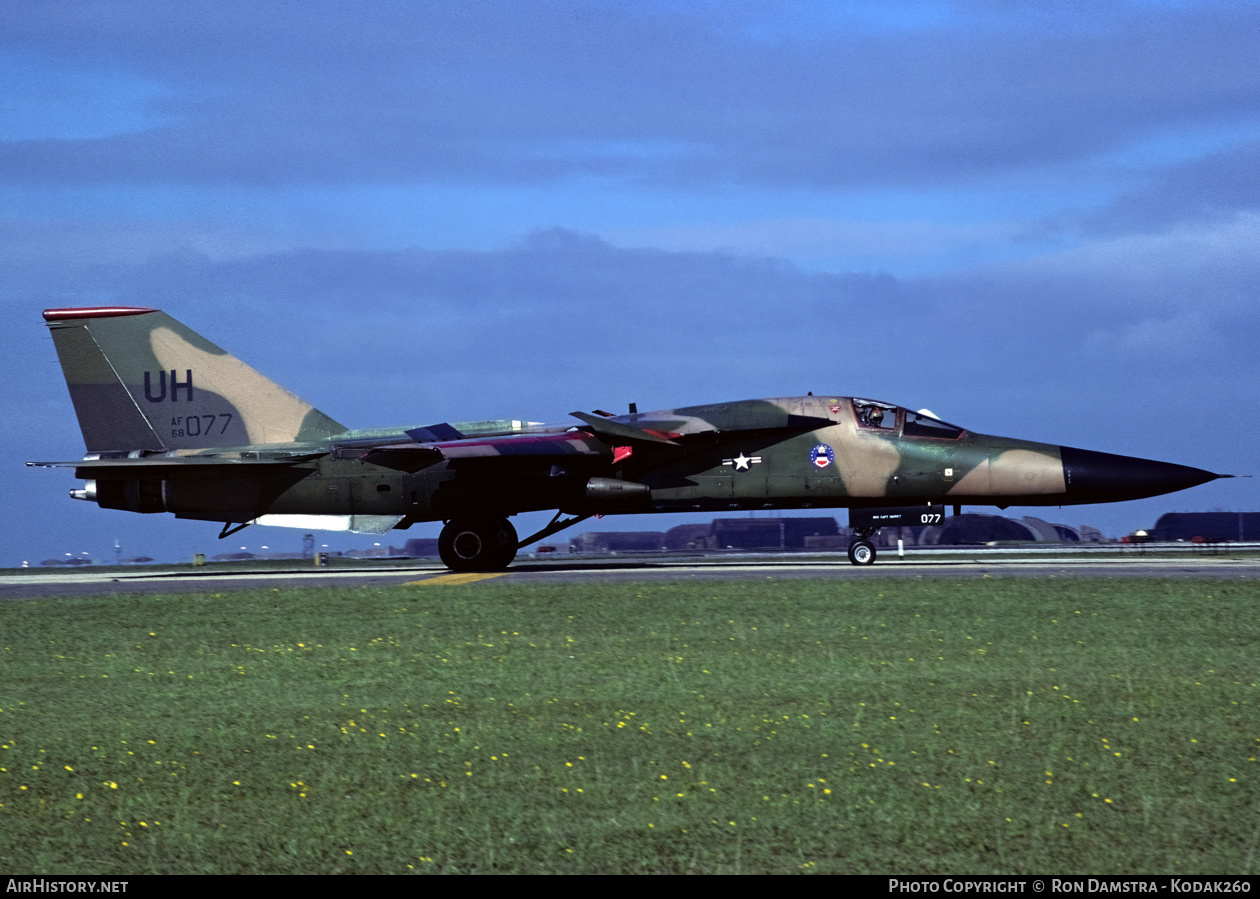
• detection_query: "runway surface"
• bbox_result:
[4,550,1258,600]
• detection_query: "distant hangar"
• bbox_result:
[1149,512,1260,543]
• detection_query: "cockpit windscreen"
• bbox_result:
[902,410,964,440]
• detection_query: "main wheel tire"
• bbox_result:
[847,539,876,566]
[490,518,518,569]
[439,517,518,571]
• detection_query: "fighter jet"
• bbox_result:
[29,307,1228,568]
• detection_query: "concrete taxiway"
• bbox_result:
[4,549,1259,600]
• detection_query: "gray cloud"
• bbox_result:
[8,221,1256,435]
[1085,141,1260,233]
[3,1,1260,188]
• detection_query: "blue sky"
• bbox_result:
[4,0,1258,564]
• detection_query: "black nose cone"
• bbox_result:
[1060,446,1221,503]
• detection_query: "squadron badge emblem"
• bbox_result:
[809,443,834,469]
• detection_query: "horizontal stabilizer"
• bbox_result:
[27,455,317,474]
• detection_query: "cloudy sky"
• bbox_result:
[5,0,1258,565]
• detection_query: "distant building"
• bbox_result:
[920,514,1039,545]
[664,524,713,550]
[570,531,666,552]
[804,533,852,548]
[345,547,394,558]
[540,512,1099,557]
[710,518,788,549]
[915,513,1084,545]
[1150,512,1260,542]
[710,517,840,549]
[870,526,926,548]
[1078,525,1105,543]
[1021,516,1080,542]
[1051,525,1081,542]
[781,517,842,547]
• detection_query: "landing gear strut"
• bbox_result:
[847,526,879,566]
[438,517,518,572]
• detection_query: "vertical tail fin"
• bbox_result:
[43,307,346,453]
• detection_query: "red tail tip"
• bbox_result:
[42,307,158,322]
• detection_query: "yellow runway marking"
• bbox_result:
[404,572,508,587]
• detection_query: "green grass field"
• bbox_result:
[1,577,1256,874]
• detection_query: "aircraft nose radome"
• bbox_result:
[1060,446,1221,503]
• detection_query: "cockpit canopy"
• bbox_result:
[852,399,965,440]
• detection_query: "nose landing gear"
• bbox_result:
[847,526,879,566]
[847,539,876,565]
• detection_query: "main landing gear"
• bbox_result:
[437,511,594,572]
[847,526,878,566]
[438,517,519,572]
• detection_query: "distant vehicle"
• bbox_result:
[30,307,1229,569]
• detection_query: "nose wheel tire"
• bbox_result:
[439,517,519,571]
[847,539,876,566]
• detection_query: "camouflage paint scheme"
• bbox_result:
[30,307,1224,569]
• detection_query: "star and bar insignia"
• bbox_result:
[722,452,763,471]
